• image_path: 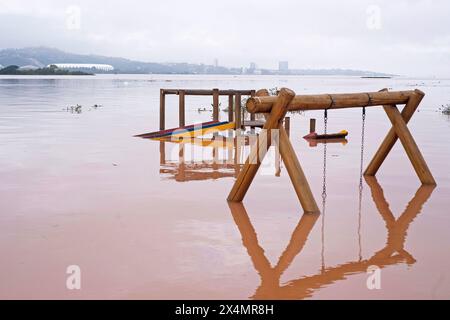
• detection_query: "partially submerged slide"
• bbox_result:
[135,121,235,140]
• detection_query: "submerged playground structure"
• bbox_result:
[137,87,436,213]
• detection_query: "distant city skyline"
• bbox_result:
[0,47,394,76]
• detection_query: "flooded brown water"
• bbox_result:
[0,75,449,299]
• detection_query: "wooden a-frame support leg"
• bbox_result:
[365,89,436,185]
[279,125,319,213]
[227,88,294,202]
[381,104,436,185]
[365,89,423,176]
[227,88,319,214]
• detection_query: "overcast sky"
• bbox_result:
[1,0,449,76]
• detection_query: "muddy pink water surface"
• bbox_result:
[0,75,449,299]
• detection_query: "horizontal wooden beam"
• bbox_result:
[161,89,255,96]
[246,90,420,113]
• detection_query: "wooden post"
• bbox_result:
[310,119,316,133]
[255,89,270,97]
[228,95,234,122]
[279,125,320,213]
[160,89,166,130]
[235,93,242,130]
[285,117,291,138]
[250,90,256,122]
[383,105,436,185]
[179,90,186,127]
[228,88,296,202]
[365,90,424,176]
[213,88,220,122]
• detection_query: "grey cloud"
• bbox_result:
[0,0,449,76]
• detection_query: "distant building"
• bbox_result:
[214,59,219,68]
[48,63,115,72]
[245,62,258,75]
[19,65,40,71]
[279,61,289,72]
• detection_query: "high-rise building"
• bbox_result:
[279,61,289,72]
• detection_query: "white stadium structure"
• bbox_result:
[48,63,115,71]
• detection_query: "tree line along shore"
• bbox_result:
[0,65,93,76]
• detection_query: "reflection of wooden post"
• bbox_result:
[160,141,166,165]
[213,88,220,122]
[228,201,320,298]
[213,145,219,170]
[228,88,295,202]
[177,143,186,182]
[179,90,185,127]
[310,119,316,133]
[383,105,436,185]
[235,93,242,129]
[275,142,281,177]
[228,95,234,122]
[179,141,185,164]
[228,134,234,164]
[160,89,165,130]
[365,90,424,176]
[234,131,242,177]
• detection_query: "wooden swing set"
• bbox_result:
[228,87,436,213]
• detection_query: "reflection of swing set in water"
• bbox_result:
[158,138,244,182]
[229,178,435,299]
[158,131,287,182]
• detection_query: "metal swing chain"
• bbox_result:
[357,106,366,261]
[321,108,328,272]
[359,107,366,189]
[322,109,328,198]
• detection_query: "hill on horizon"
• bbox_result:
[0,47,394,76]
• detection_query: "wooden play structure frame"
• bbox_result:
[228,88,436,213]
[159,89,263,130]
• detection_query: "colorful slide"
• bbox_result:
[135,121,235,140]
